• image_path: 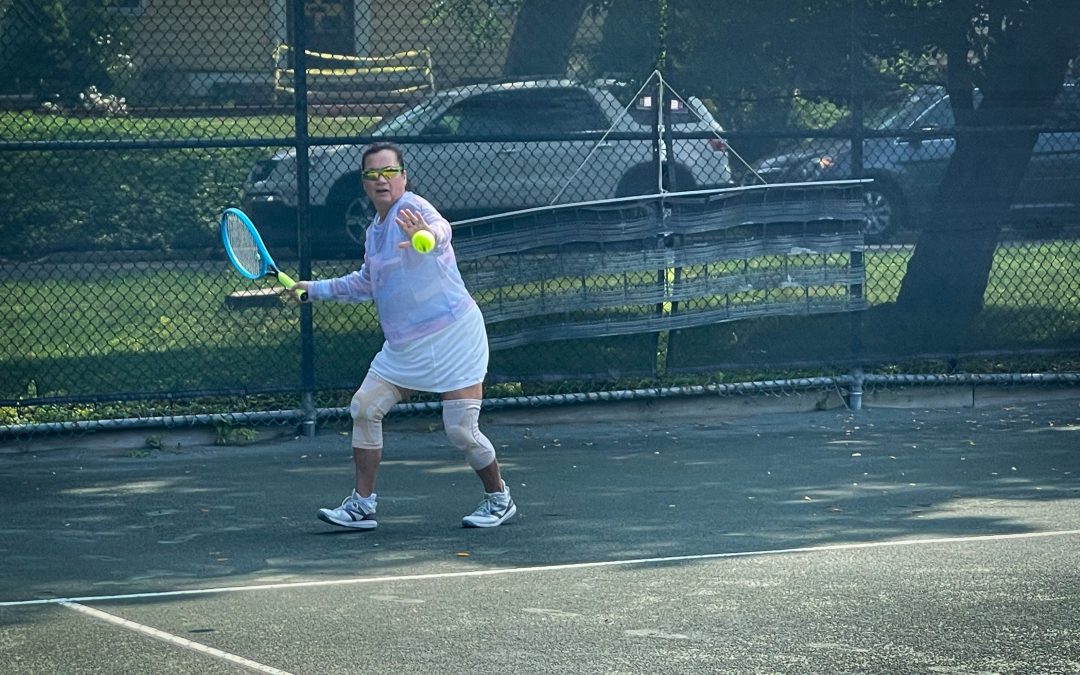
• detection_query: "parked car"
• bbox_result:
[242,78,732,254]
[745,83,1080,241]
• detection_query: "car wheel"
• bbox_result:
[615,164,695,197]
[343,195,375,250]
[615,165,657,198]
[323,175,371,257]
[862,183,905,243]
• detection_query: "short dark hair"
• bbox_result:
[362,142,405,170]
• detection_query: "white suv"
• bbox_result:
[243,79,732,253]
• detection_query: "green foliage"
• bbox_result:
[213,422,259,446]
[0,146,263,257]
[0,0,71,98]
[0,0,131,104]
[0,112,377,258]
[426,0,524,52]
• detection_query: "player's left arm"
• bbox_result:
[418,202,451,243]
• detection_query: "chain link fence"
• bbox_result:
[2,0,1078,437]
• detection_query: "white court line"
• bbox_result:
[60,601,294,675]
[4,529,1078,608]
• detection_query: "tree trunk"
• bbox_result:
[503,0,590,77]
[894,7,1074,350]
[895,124,1036,316]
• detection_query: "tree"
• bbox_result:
[893,2,1080,338]
[437,0,1079,350]
[590,0,661,79]
[0,0,129,104]
[504,0,592,77]
[499,0,1080,345]
[0,0,73,99]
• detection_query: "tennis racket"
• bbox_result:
[220,207,307,302]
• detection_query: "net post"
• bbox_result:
[848,365,865,411]
[300,391,317,437]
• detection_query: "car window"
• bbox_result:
[373,95,446,135]
[429,93,517,136]
[427,88,610,136]
[913,98,954,129]
[522,88,611,132]
[869,86,947,130]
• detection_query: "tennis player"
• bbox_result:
[292,142,515,530]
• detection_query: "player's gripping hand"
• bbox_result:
[282,280,312,302]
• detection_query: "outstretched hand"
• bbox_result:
[395,208,432,249]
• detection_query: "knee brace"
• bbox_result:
[442,398,496,471]
[350,374,402,449]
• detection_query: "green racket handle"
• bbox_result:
[276,271,308,302]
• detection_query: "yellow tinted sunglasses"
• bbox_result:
[361,165,404,181]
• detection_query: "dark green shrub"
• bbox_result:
[0,145,266,257]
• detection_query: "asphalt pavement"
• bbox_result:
[1,391,1078,674]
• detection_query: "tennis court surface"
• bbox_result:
[2,393,1079,674]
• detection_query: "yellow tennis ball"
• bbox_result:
[412,229,436,254]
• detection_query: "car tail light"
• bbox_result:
[708,138,727,152]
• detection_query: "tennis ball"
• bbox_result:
[412,229,436,254]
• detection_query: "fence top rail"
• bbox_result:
[452,180,873,229]
[453,184,871,258]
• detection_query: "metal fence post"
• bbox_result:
[849,0,866,412]
[651,77,667,377]
[293,0,317,437]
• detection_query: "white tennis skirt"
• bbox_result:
[370,304,489,393]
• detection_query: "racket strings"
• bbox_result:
[224,215,263,276]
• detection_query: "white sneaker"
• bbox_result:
[317,491,378,530]
[462,484,517,528]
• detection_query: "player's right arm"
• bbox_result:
[306,266,375,303]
